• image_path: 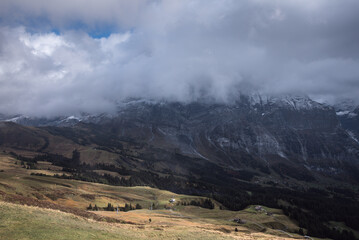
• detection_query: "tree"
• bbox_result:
[71,149,80,166]
[106,203,114,211]
[87,203,93,210]
[124,203,130,212]
[203,199,215,209]
[135,203,142,209]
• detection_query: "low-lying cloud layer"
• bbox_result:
[0,0,359,116]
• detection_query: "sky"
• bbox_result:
[0,0,359,116]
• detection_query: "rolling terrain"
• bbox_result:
[0,153,306,240]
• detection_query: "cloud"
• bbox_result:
[0,0,359,116]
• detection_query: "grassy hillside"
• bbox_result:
[0,153,309,240]
[0,201,301,240]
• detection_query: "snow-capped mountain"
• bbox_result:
[1,94,359,183]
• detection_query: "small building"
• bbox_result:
[255,205,263,211]
[169,198,176,203]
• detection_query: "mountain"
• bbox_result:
[79,95,359,182]
[2,95,359,182]
[1,94,359,239]
[1,115,83,127]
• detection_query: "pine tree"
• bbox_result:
[124,203,130,212]
[106,203,114,211]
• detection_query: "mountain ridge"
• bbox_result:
[1,94,359,181]
[1,94,359,239]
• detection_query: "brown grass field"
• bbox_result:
[0,153,321,240]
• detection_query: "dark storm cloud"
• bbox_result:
[0,0,359,116]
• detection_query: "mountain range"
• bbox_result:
[2,94,359,183]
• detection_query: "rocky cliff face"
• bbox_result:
[76,95,358,183]
[2,95,359,183]
[335,102,359,144]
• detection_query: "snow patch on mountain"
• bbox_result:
[347,130,359,144]
[248,93,329,111]
[336,111,357,118]
[4,115,30,123]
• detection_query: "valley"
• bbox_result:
[0,153,303,240]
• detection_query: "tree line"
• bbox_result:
[87,203,142,212]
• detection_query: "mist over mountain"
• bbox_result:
[3,95,359,177]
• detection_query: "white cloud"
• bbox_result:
[0,0,359,116]
[19,32,69,57]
